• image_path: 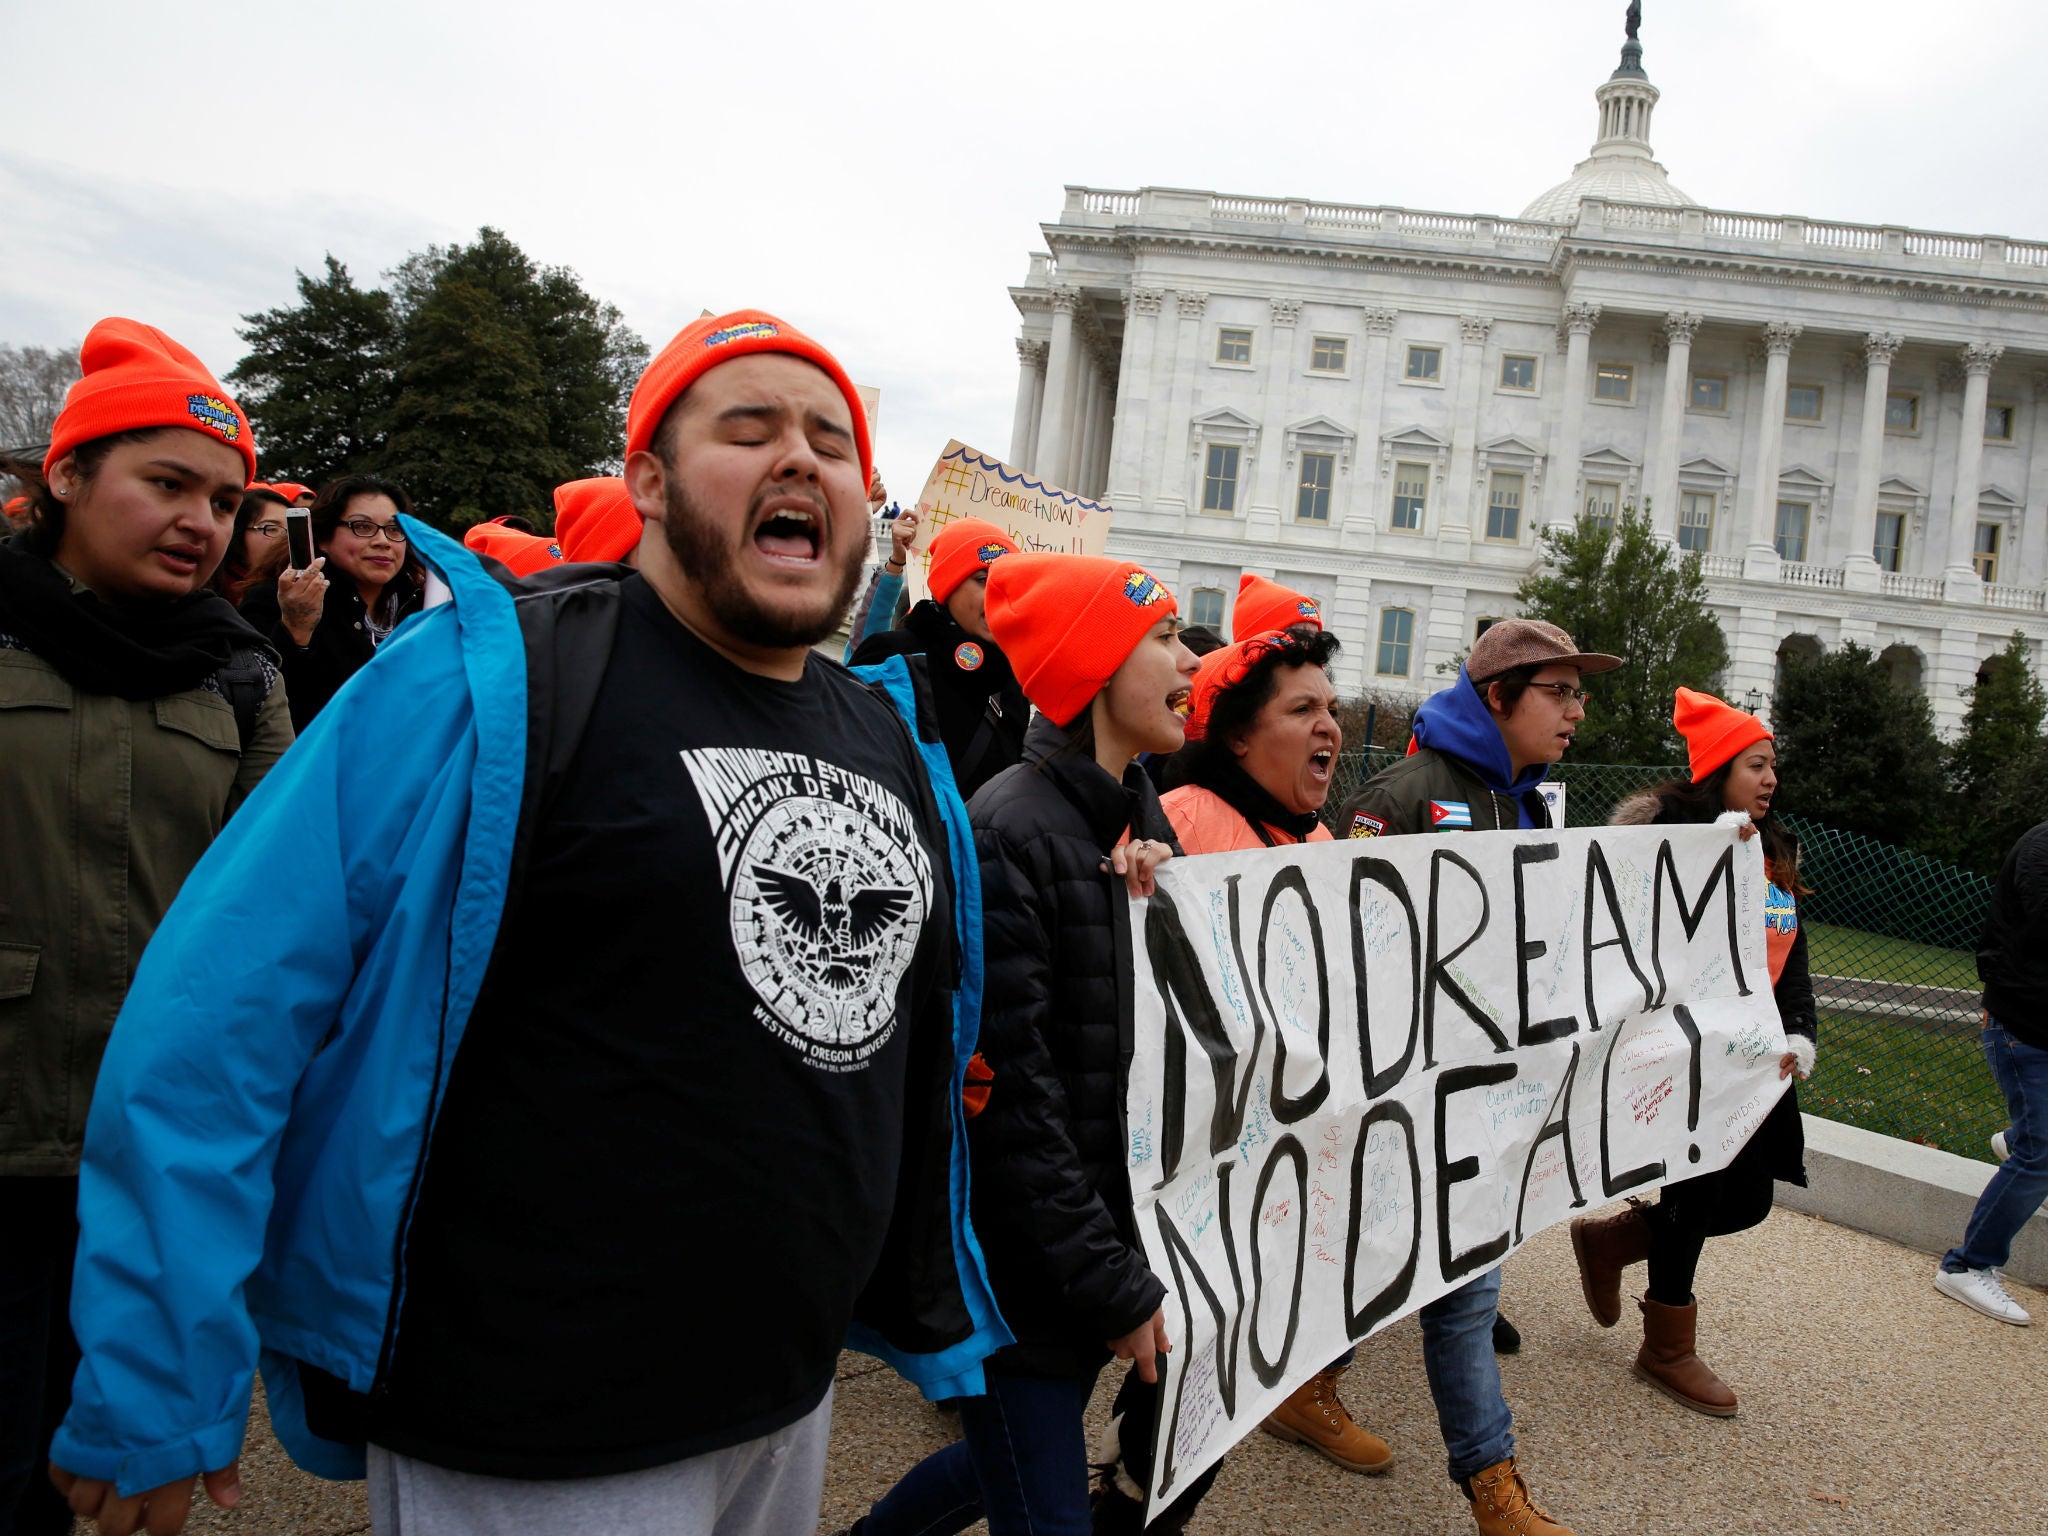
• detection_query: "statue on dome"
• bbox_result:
[1625,0,1641,40]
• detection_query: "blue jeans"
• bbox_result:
[861,1369,1099,1536]
[1943,1022,2048,1273]
[1419,1268,1514,1485]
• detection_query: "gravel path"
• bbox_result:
[126,1206,2044,1535]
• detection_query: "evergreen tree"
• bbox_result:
[385,228,647,521]
[381,278,572,529]
[1946,633,2048,873]
[1772,640,1947,847]
[229,230,646,527]
[1513,502,1729,763]
[229,258,396,483]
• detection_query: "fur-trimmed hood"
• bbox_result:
[1610,787,1672,827]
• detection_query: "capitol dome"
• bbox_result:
[1520,20,1695,224]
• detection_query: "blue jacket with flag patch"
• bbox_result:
[51,518,1009,1497]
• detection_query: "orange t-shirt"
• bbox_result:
[1160,783,1335,855]
[1764,873,1799,986]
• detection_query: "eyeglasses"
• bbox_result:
[247,521,285,538]
[340,518,407,543]
[1529,681,1591,705]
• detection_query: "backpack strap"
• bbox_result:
[215,646,271,752]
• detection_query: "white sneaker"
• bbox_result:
[1992,1130,2011,1162]
[1935,1266,2033,1325]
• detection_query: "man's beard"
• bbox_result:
[662,478,866,650]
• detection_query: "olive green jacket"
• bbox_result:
[0,634,293,1173]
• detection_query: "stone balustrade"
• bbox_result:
[1057,185,2048,280]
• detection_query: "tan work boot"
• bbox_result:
[1568,1200,1650,1328]
[1465,1458,1575,1536]
[1632,1297,1737,1417]
[1259,1365,1393,1473]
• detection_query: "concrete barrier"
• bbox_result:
[1777,1113,2047,1287]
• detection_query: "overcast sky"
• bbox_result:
[7,0,2047,492]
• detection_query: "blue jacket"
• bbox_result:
[53,519,1009,1496]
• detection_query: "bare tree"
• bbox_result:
[0,343,81,452]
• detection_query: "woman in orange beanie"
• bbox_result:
[849,553,1197,1536]
[1,318,289,1536]
[1572,688,1814,1420]
[552,476,640,565]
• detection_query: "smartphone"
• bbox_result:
[285,506,316,571]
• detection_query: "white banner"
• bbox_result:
[1120,821,1788,1511]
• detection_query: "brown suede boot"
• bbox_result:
[1464,1457,1576,1536]
[1568,1200,1650,1328]
[1632,1297,1738,1417]
[1259,1365,1394,1473]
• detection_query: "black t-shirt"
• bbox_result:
[366,575,945,1477]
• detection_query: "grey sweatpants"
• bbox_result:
[366,1386,833,1536]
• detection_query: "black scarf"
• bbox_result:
[0,536,269,700]
[1194,750,1325,844]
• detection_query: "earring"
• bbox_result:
[55,487,67,497]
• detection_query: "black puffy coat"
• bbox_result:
[852,601,1028,802]
[966,716,1174,1375]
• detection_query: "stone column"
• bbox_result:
[1035,286,1081,485]
[1842,331,1903,590]
[1246,298,1301,538]
[1740,321,1802,574]
[1089,338,1119,496]
[1011,339,1048,467]
[1071,354,1102,497]
[1105,290,1163,505]
[1340,308,1399,551]
[1440,314,1493,558]
[1544,303,1601,531]
[1943,342,2005,592]
[1647,312,1702,542]
[1155,291,1207,511]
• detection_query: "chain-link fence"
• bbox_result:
[1322,752,2003,1161]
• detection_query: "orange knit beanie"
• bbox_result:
[45,318,256,483]
[625,310,872,487]
[1233,573,1322,642]
[926,517,1018,604]
[553,477,641,564]
[1674,687,1772,782]
[463,521,565,577]
[984,553,1177,727]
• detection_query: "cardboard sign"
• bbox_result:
[1120,821,1786,1512]
[904,441,1112,603]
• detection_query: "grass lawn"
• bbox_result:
[1803,921,1977,991]
[1803,1010,2004,1162]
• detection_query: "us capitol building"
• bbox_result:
[1002,11,2048,731]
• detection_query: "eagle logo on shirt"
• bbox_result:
[751,865,917,990]
[681,747,933,1073]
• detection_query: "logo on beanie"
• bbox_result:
[1122,571,1169,608]
[705,321,779,349]
[186,394,242,442]
[954,641,985,672]
[547,543,563,560]
[977,542,1010,566]
[1298,599,1320,618]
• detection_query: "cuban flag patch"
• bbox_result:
[1428,799,1473,829]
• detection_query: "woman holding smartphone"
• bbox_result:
[241,474,424,731]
